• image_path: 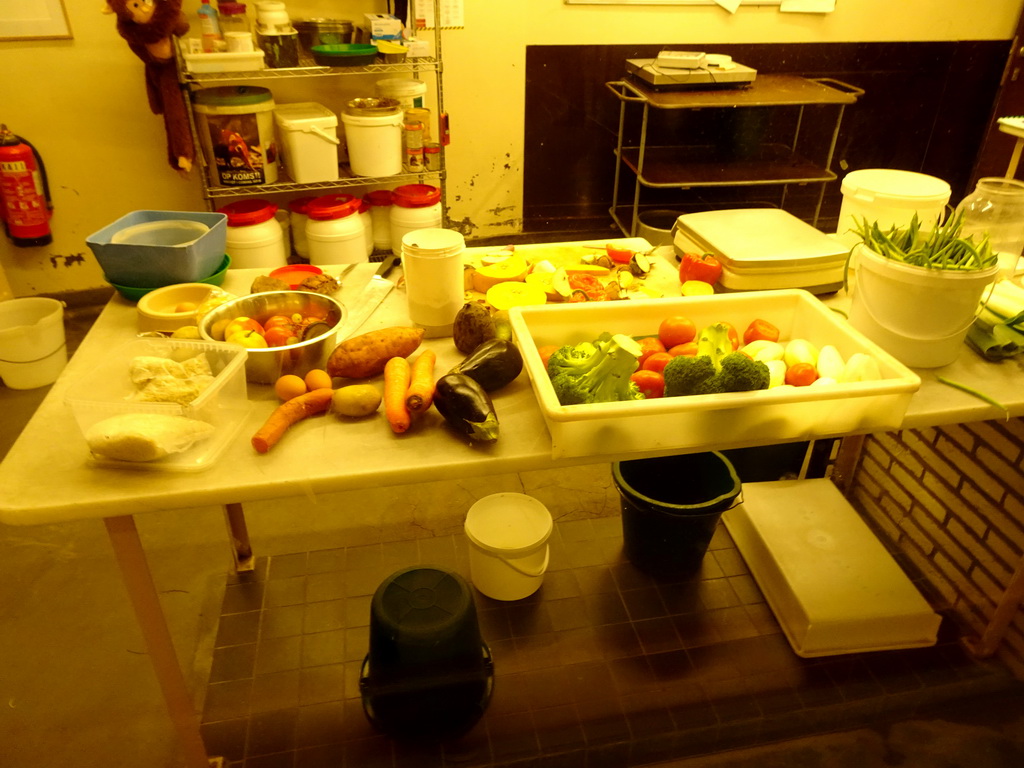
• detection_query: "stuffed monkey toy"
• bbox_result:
[103,0,195,173]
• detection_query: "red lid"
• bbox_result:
[306,194,359,221]
[391,184,441,208]
[358,199,370,214]
[364,189,393,207]
[288,196,317,215]
[269,264,322,288]
[217,2,247,14]
[217,199,278,226]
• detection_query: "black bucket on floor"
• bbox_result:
[612,451,742,577]
[360,566,493,741]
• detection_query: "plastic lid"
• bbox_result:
[392,184,441,208]
[288,196,316,215]
[306,193,359,221]
[194,85,274,107]
[464,493,552,556]
[841,169,951,203]
[364,190,393,207]
[217,198,278,226]
[217,2,247,14]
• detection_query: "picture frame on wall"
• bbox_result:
[0,0,72,41]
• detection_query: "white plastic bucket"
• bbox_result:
[306,210,366,265]
[848,244,999,368]
[341,102,403,177]
[219,199,287,269]
[464,493,553,601]
[274,102,340,183]
[193,86,278,186]
[837,169,951,248]
[0,297,67,389]
[401,228,465,330]
[374,78,427,110]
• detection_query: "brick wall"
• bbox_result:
[845,418,1024,678]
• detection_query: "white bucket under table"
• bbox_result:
[465,493,553,601]
[0,297,67,389]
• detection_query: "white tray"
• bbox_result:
[509,289,920,459]
[722,479,942,657]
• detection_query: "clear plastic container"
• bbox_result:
[217,2,251,35]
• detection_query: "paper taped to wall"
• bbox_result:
[413,0,464,29]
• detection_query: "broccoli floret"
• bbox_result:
[663,354,717,396]
[663,323,770,397]
[707,352,770,393]
[548,333,643,405]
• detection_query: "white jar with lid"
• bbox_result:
[389,184,442,256]
[218,198,287,269]
[342,98,403,177]
[364,189,393,253]
[358,199,374,257]
[305,194,366,265]
[287,196,315,259]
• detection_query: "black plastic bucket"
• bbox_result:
[612,451,742,577]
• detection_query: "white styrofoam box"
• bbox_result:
[673,209,849,294]
[65,338,250,471]
[508,289,920,459]
[274,102,340,183]
[722,479,942,657]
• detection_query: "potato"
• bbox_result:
[326,326,425,379]
[332,384,382,418]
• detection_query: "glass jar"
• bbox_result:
[217,2,251,35]
[955,177,1024,277]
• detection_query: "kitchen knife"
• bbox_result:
[338,255,400,340]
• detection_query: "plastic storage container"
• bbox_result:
[360,566,493,740]
[722,479,942,657]
[389,184,442,256]
[341,98,403,177]
[64,338,250,471]
[836,169,951,247]
[375,77,427,110]
[305,194,366,265]
[287,196,315,259]
[613,452,741,577]
[364,190,393,252]
[508,290,921,459]
[673,209,849,294]
[0,297,67,390]
[274,102,340,183]
[86,210,228,288]
[401,227,465,332]
[218,199,287,269]
[193,86,278,186]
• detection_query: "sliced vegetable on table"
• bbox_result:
[679,251,723,285]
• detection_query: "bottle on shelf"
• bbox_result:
[197,0,224,52]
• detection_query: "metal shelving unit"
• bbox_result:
[606,75,862,237]
[178,1,447,217]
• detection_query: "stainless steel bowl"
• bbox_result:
[199,291,345,384]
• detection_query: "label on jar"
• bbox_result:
[405,147,424,173]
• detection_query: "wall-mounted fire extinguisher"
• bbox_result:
[0,124,53,248]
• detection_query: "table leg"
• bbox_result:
[104,515,220,768]
[224,502,255,573]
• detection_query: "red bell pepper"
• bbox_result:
[679,252,723,285]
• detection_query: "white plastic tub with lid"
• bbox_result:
[341,98,403,177]
[218,199,287,269]
[274,102,340,183]
[389,184,442,256]
[836,169,951,247]
[305,194,366,265]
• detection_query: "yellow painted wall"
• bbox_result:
[1,0,1022,298]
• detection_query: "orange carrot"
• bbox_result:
[251,387,334,454]
[405,349,437,413]
[383,356,412,434]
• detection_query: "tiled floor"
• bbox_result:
[199,515,1015,767]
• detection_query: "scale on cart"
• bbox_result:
[625,54,757,91]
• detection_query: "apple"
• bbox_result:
[226,329,269,349]
[223,316,265,340]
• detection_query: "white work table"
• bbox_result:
[1,238,1022,767]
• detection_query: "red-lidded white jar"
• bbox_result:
[364,189,393,253]
[305,194,366,265]
[389,184,442,257]
[218,198,287,269]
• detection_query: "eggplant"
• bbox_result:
[449,338,523,392]
[433,373,499,443]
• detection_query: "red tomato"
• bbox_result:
[669,341,699,357]
[720,322,740,350]
[743,318,781,345]
[679,252,723,285]
[658,315,697,348]
[606,244,634,264]
[636,336,667,366]
[537,344,560,368]
[263,314,298,331]
[263,326,300,347]
[785,362,819,387]
[642,352,674,374]
[631,370,664,399]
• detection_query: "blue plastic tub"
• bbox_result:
[86,210,228,288]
